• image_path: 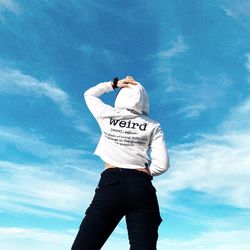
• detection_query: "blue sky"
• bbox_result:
[1,0,250,249]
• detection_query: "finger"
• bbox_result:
[124,80,137,85]
[129,80,137,85]
[126,80,137,85]
[126,76,134,80]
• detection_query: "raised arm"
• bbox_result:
[84,77,138,119]
[84,81,115,119]
[148,125,170,176]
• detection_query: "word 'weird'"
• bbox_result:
[109,118,147,131]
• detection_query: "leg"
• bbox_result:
[126,209,162,250]
[126,180,162,250]
[71,203,123,250]
[71,171,124,250]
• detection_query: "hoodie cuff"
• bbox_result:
[104,81,115,93]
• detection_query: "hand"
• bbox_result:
[117,76,137,88]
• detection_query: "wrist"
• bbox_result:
[112,77,119,89]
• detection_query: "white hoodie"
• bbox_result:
[84,81,169,176]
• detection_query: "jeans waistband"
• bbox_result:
[101,167,153,180]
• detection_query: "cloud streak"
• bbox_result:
[221,0,250,32]
[0,126,101,217]
[156,95,250,209]
[79,42,126,67]
[0,68,74,116]
[222,0,250,19]
[0,126,89,163]
[0,0,19,14]
[156,72,233,118]
[0,160,97,217]
[152,35,234,118]
[0,67,98,139]
[159,35,189,59]
[0,227,74,250]
[245,53,250,83]
[1,226,250,250]
[158,229,250,250]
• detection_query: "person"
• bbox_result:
[71,76,170,250]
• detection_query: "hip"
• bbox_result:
[104,162,150,176]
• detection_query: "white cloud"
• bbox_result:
[0,126,102,218]
[79,43,95,55]
[0,0,19,13]
[219,96,250,132]
[0,67,99,138]
[0,225,129,250]
[155,96,250,209]
[160,35,189,59]
[245,53,250,82]
[0,160,98,217]
[0,123,103,217]
[222,6,237,18]
[158,229,250,250]
[74,118,99,143]
[0,227,74,250]
[245,54,250,70]
[157,72,233,118]
[0,127,102,219]
[0,68,74,116]
[0,126,101,217]
[153,34,233,118]
[1,227,250,250]
[177,103,207,118]
[82,0,142,23]
[79,43,126,66]
[0,126,90,163]
[221,0,250,32]
[222,0,250,18]
[0,0,19,23]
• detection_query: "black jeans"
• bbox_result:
[71,167,162,250]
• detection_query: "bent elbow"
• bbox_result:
[149,159,170,177]
[83,89,90,97]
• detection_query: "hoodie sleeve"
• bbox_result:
[148,124,170,176]
[84,81,116,120]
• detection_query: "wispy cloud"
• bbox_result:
[245,53,250,83]
[79,43,126,66]
[0,126,89,163]
[156,95,250,209]
[0,0,20,23]
[180,74,233,118]
[0,0,19,14]
[158,229,250,250]
[82,0,142,23]
[222,0,250,18]
[0,67,98,138]
[176,103,207,118]
[221,0,250,32]
[219,96,250,131]
[1,227,250,250]
[0,126,101,217]
[152,35,234,118]
[156,72,233,118]
[159,35,189,59]
[79,43,95,56]
[0,227,74,250]
[0,68,74,116]
[0,161,97,217]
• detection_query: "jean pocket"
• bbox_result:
[96,175,120,191]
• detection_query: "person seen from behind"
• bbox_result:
[71,76,170,250]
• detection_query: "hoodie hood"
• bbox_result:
[114,82,149,115]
